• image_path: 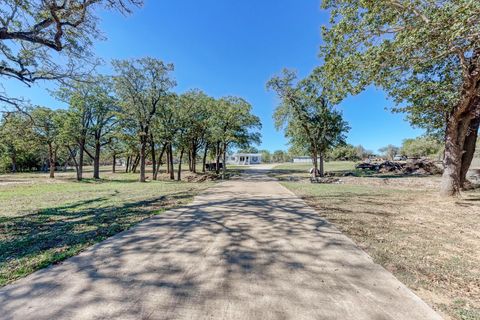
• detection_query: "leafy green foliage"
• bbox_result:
[401,136,443,158]
[267,69,349,173]
[0,0,141,110]
[318,1,480,135]
[272,150,290,163]
[327,144,361,161]
[0,112,40,172]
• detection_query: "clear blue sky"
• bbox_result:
[4,0,423,153]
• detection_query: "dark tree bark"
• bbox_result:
[125,155,130,173]
[48,143,57,178]
[112,153,117,173]
[221,143,227,180]
[67,146,81,181]
[139,137,147,182]
[169,143,175,180]
[166,147,171,174]
[460,114,480,187]
[77,138,86,181]
[154,143,167,180]
[132,154,140,173]
[177,148,184,181]
[188,149,193,172]
[93,140,101,179]
[311,150,319,178]
[150,133,156,177]
[192,146,197,173]
[202,143,209,173]
[215,141,221,174]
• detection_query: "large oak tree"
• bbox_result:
[0,0,141,110]
[268,69,349,177]
[113,57,175,182]
[319,0,480,195]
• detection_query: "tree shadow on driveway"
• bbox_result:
[0,183,441,320]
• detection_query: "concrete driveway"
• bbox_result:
[0,168,442,320]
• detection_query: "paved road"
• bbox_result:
[0,168,442,320]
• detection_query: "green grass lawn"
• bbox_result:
[273,161,356,172]
[0,168,212,286]
[271,161,358,180]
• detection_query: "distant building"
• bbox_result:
[227,153,262,165]
[292,156,313,163]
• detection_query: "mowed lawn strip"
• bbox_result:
[0,170,212,286]
[272,161,359,180]
[282,180,480,320]
[274,161,357,173]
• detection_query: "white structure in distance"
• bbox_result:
[292,156,315,163]
[227,153,262,165]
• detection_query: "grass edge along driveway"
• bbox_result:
[0,177,212,286]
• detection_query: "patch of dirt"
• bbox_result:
[341,176,443,190]
[295,181,480,320]
[310,177,342,184]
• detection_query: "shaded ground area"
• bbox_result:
[0,168,440,320]
[0,168,212,286]
[278,164,480,320]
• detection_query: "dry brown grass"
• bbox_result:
[282,177,480,320]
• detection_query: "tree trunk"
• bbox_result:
[77,139,85,181]
[202,143,209,173]
[192,148,197,173]
[222,144,227,180]
[125,156,130,173]
[215,141,221,174]
[11,153,17,173]
[460,114,480,187]
[150,134,156,177]
[139,139,147,182]
[311,152,318,178]
[112,153,116,173]
[177,148,184,181]
[169,143,175,180]
[67,146,80,179]
[166,147,171,174]
[440,116,470,196]
[441,53,480,195]
[188,149,193,172]
[132,154,140,173]
[154,143,166,180]
[48,143,55,178]
[319,153,325,177]
[93,139,101,179]
[78,150,84,181]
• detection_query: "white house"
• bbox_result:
[293,156,314,163]
[227,153,262,165]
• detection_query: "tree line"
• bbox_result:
[0,57,261,182]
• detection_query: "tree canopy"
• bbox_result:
[268,69,349,176]
[0,0,141,110]
[319,0,480,195]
